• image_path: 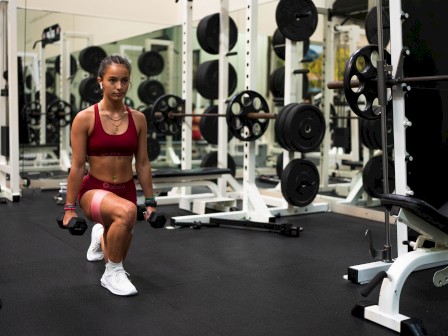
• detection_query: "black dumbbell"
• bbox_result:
[56,212,88,235]
[137,204,167,228]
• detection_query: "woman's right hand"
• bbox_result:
[63,210,78,227]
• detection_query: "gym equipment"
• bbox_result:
[327,44,448,120]
[79,75,102,104]
[198,105,234,145]
[275,0,318,42]
[136,204,167,228]
[364,6,390,47]
[268,66,309,102]
[78,46,107,74]
[272,28,310,61]
[138,51,164,77]
[352,193,448,334]
[151,91,326,150]
[280,158,320,207]
[362,155,395,199]
[196,12,238,54]
[199,151,236,177]
[147,137,161,161]
[175,217,302,237]
[56,212,88,235]
[194,60,237,100]
[137,79,165,105]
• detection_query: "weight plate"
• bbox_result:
[362,155,395,198]
[137,79,165,105]
[286,103,326,153]
[275,103,297,152]
[365,6,391,47]
[275,0,318,42]
[147,137,161,161]
[343,45,393,120]
[138,51,164,77]
[196,13,238,54]
[281,158,320,207]
[226,90,270,142]
[55,54,78,76]
[78,46,107,74]
[151,94,183,136]
[199,105,234,145]
[79,76,102,104]
[272,28,310,60]
[194,60,237,100]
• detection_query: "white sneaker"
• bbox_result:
[100,266,138,296]
[86,224,104,262]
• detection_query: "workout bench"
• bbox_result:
[352,193,448,334]
[146,167,238,214]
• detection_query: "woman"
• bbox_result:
[63,55,156,296]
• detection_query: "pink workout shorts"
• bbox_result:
[78,173,137,204]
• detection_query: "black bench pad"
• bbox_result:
[151,167,231,179]
[381,193,448,236]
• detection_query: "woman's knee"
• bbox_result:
[114,201,137,228]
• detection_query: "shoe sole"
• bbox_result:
[100,278,138,296]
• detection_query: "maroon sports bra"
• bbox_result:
[87,103,138,156]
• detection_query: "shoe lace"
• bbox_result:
[113,268,131,283]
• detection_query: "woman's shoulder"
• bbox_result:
[73,105,95,123]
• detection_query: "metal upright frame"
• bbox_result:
[0,0,21,202]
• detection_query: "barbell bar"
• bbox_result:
[149,90,326,153]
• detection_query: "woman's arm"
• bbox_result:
[133,110,155,201]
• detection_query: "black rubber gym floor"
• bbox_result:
[1,188,447,336]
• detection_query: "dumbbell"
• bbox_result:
[137,204,167,228]
[56,212,88,235]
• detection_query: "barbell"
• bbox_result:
[150,90,326,153]
[327,45,448,120]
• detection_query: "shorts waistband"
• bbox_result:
[86,173,135,191]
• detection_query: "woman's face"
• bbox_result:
[100,63,130,102]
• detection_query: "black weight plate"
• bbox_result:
[79,76,102,104]
[55,54,78,76]
[276,153,284,179]
[137,79,165,105]
[362,155,395,198]
[269,67,285,98]
[281,158,320,207]
[199,105,234,145]
[200,151,236,177]
[147,137,161,161]
[371,110,394,150]
[138,51,164,77]
[287,103,326,153]
[272,28,310,60]
[47,100,73,127]
[194,60,237,100]
[365,6,391,47]
[363,118,379,150]
[275,0,318,42]
[142,106,156,134]
[343,45,392,120]
[226,90,270,141]
[359,118,375,149]
[268,66,309,99]
[275,103,297,151]
[151,94,183,136]
[78,46,107,74]
[196,13,238,55]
